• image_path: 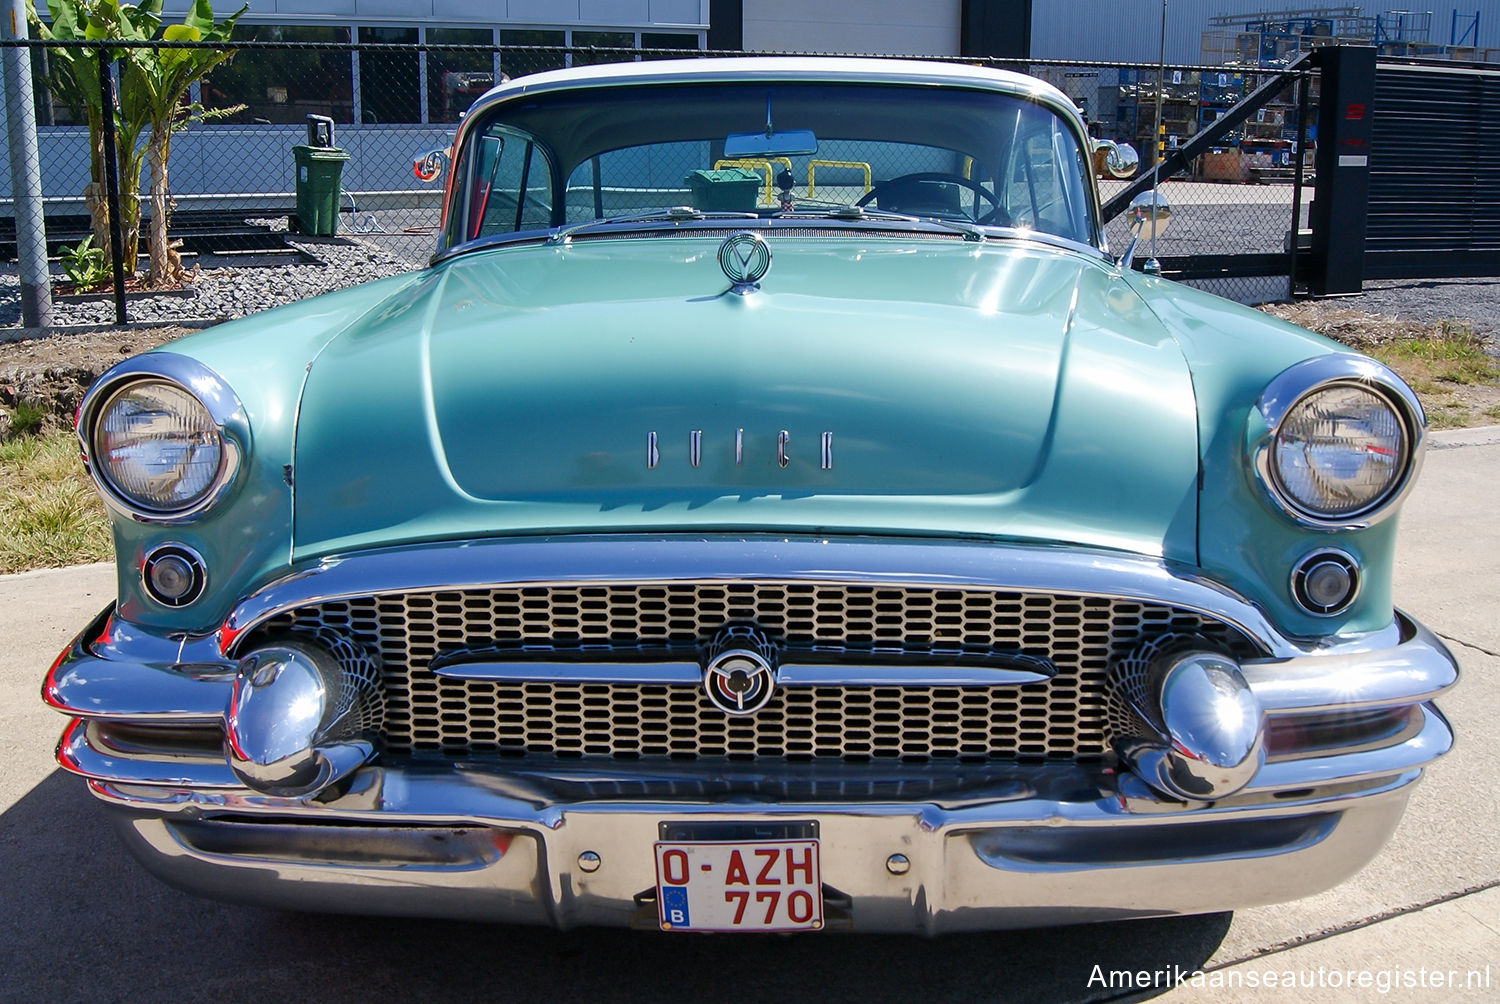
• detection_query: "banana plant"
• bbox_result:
[119,0,245,286]
[28,0,155,276]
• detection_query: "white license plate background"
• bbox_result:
[654,840,823,931]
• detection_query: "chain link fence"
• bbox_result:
[1,40,1314,328]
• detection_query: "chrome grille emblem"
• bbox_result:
[702,626,778,716]
[718,231,771,291]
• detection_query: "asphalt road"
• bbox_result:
[1,429,1496,1004]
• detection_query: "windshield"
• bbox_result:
[444,80,1099,250]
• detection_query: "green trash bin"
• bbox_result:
[684,168,761,212]
[292,145,349,236]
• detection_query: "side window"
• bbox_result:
[1001,108,1090,243]
[450,124,555,243]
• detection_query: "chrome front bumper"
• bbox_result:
[88,757,1434,932]
[45,539,1460,932]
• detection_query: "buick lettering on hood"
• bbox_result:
[45,58,1457,933]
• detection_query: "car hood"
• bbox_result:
[292,236,1199,560]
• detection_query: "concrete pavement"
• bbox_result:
[1,431,1495,1002]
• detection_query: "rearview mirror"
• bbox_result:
[724,129,818,159]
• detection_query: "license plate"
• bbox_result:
[654,839,823,932]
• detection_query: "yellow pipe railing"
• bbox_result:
[806,160,872,199]
[714,158,794,205]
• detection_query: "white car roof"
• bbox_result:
[467,55,1075,121]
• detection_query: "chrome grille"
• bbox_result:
[248,582,1258,762]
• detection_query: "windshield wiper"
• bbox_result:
[549,207,760,245]
[791,205,987,243]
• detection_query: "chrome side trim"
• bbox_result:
[431,660,702,684]
[689,430,702,468]
[821,431,834,470]
[1242,612,1458,713]
[734,428,743,465]
[428,657,1054,687]
[777,662,1053,687]
[646,431,659,470]
[76,352,250,526]
[777,430,790,468]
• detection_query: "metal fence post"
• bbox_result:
[97,48,127,324]
[2,6,55,328]
[1287,69,1312,296]
[1308,45,1376,295]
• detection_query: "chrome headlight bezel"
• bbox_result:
[78,354,248,523]
[1251,355,1425,530]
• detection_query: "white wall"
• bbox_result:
[742,0,961,55]
[35,0,711,29]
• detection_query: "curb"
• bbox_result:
[1428,425,1500,449]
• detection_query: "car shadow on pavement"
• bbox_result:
[0,772,1230,1004]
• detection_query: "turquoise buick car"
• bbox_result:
[45,58,1457,933]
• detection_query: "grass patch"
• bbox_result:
[1260,305,1500,429]
[7,400,47,437]
[1365,322,1500,429]
[1369,322,1499,385]
[0,426,112,574]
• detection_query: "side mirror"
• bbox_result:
[1121,191,1171,272]
[1093,140,1139,179]
[1128,190,1172,239]
[413,145,451,183]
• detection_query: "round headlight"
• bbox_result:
[93,380,223,513]
[1270,384,1408,520]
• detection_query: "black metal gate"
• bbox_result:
[1365,58,1500,280]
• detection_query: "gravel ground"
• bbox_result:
[4,199,1500,344]
[1336,277,1500,339]
[0,229,424,329]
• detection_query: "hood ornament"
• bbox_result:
[718,231,771,293]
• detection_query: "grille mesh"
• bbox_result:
[247,582,1257,763]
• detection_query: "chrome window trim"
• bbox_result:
[431,219,1114,270]
[436,57,1106,260]
[77,353,249,525]
[1250,355,1427,530]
